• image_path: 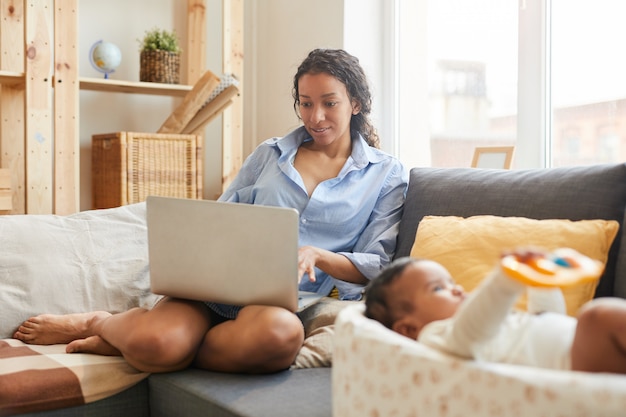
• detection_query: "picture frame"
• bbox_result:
[471,146,515,169]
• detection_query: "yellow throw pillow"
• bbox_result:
[410,215,619,316]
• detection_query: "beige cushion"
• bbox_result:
[410,215,619,316]
[292,297,360,369]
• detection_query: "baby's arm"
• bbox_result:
[444,267,524,357]
[420,266,524,359]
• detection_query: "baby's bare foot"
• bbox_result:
[67,335,121,356]
[13,311,112,345]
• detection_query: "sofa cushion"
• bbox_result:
[410,215,619,315]
[0,203,161,338]
[293,297,360,369]
[396,164,626,298]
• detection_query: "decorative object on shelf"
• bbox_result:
[138,28,181,84]
[89,40,122,79]
[157,70,240,135]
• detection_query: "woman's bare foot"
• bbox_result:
[67,335,121,356]
[13,311,112,345]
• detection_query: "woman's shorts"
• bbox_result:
[204,301,307,323]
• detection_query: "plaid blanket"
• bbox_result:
[0,339,149,416]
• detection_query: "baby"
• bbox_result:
[364,248,626,374]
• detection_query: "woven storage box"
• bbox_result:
[92,132,202,209]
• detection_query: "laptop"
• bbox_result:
[146,196,324,312]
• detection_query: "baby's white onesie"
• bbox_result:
[418,268,577,370]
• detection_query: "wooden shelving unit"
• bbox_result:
[0,0,243,215]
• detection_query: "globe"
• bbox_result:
[89,40,122,79]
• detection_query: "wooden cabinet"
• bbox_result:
[0,0,242,215]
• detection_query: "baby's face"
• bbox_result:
[393,260,466,329]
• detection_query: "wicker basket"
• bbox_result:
[92,132,202,209]
[140,50,180,84]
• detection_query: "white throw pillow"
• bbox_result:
[0,203,161,338]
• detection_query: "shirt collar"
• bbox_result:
[275,126,385,167]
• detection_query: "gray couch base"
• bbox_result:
[149,368,331,417]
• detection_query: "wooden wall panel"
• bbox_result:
[25,0,53,214]
[187,0,207,85]
[0,0,26,213]
[53,0,79,214]
[222,0,243,192]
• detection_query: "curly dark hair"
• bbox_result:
[292,48,380,149]
[364,257,418,329]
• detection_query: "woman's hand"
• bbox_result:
[297,245,320,283]
[297,245,368,285]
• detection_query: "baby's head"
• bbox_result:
[364,257,466,339]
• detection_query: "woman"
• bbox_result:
[14,48,408,374]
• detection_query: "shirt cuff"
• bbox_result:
[339,251,383,280]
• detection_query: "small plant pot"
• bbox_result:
[140,50,180,84]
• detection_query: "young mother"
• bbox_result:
[14,48,408,374]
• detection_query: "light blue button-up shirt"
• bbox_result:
[219,126,408,300]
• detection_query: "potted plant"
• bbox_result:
[139,28,181,84]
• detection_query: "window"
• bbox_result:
[395,0,518,168]
[551,0,626,166]
[393,0,626,169]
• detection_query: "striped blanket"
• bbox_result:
[0,339,149,416]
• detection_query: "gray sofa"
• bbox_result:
[13,162,626,417]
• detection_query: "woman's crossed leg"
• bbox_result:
[14,298,304,374]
